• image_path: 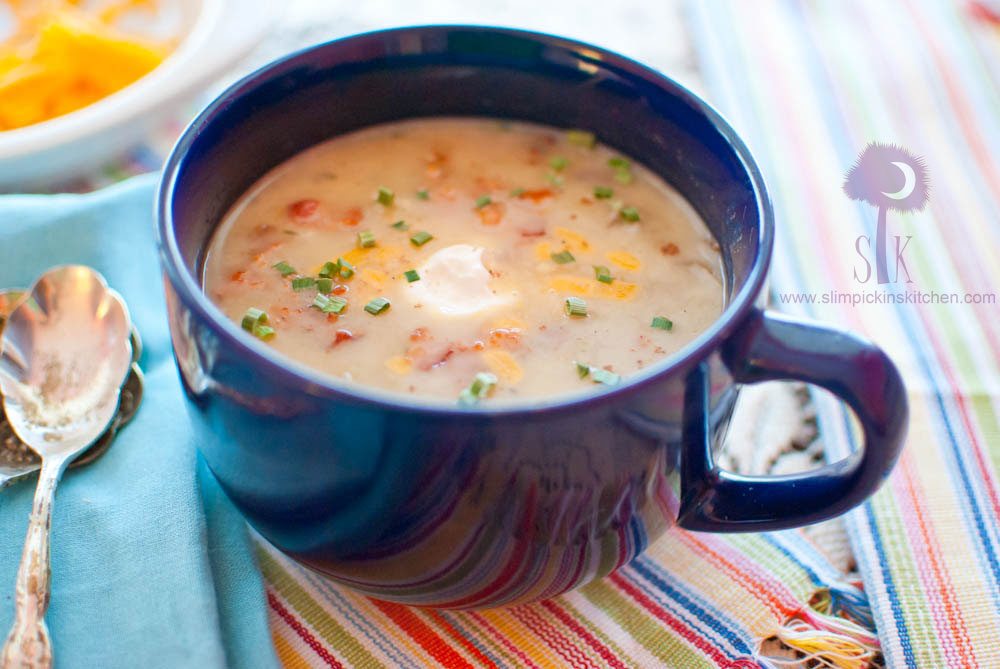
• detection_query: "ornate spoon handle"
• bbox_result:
[1,456,68,669]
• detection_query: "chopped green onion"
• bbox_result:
[291,277,316,291]
[364,297,391,315]
[566,129,596,148]
[253,325,275,340]
[590,368,620,386]
[404,269,420,283]
[593,185,614,199]
[614,170,634,185]
[283,230,297,236]
[459,372,498,404]
[416,189,430,200]
[549,156,568,171]
[546,172,564,187]
[575,361,591,379]
[357,230,377,248]
[509,187,525,197]
[619,206,640,222]
[651,316,674,331]
[337,258,354,279]
[272,261,296,277]
[377,187,395,206]
[241,307,267,332]
[312,293,347,314]
[316,277,334,294]
[565,296,588,317]
[550,250,576,264]
[391,220,409,231]
[410,231,434,247]
[474,195,492,209]
[608,157,630,170]
[594,265,613,284]
[318,261,339,278]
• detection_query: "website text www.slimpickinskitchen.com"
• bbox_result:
[776,289,997,306]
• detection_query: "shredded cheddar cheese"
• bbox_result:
[534,241,552,261]
[0,1,172,131]
[482,349,524,384]
[549,274,639,300]
[553,227,592,253]
[384,355,413,375]
[606,250,642,271]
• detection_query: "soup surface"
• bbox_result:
[204,118,723,403]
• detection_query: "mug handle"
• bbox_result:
[677,309,908,532]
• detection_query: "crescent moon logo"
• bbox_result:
[881,161,916,200]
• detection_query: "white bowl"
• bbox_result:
[0,0,273,189]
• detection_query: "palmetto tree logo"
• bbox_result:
[843,143,929,284]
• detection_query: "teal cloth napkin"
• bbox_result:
[0,175,280,669]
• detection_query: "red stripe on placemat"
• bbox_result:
[678,533,795,619]
[899,452,978,666]
[427,610,501,669]
[467,611,544,669]
[609,572,731,667]
[370,598,475,668]
[540,600,630,669]
[267,590,345,669]
[509,606,591,668]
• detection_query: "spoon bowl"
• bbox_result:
[0,267,133,457]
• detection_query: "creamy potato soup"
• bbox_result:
[203,118,723,403]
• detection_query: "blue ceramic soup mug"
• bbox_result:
[156,26,907,608]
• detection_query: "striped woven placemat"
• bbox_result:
[690,1,1000,667]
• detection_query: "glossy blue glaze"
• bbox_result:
[156,26,907,608]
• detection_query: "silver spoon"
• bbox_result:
[0,289,144,489]
[0,267,133,669]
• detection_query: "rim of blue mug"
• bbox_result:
[156,24,774,418]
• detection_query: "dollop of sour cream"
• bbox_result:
[406,244,513,316]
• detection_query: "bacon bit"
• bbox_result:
[527,146,543,165]
[425,150,448,179]
[580,197,593,206]
[290,199,319,219]
[250,242,283,264]
[473,340,486,351]
[409,327,430,342]
[340,206,363,226]
[475,176,506,192]
[661,242,680,256]
[517,188,553,203]
[519,228,546,238]
[477,201,506,226]
[407,341,467,370]
[326,314,339,323]
[332,329,354,346]
[329,284,348,296]
[602,364,615,372]
[654,346,666,354]
[488,328,522,350]
[230,270,246,282]
[253,223,275,236]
